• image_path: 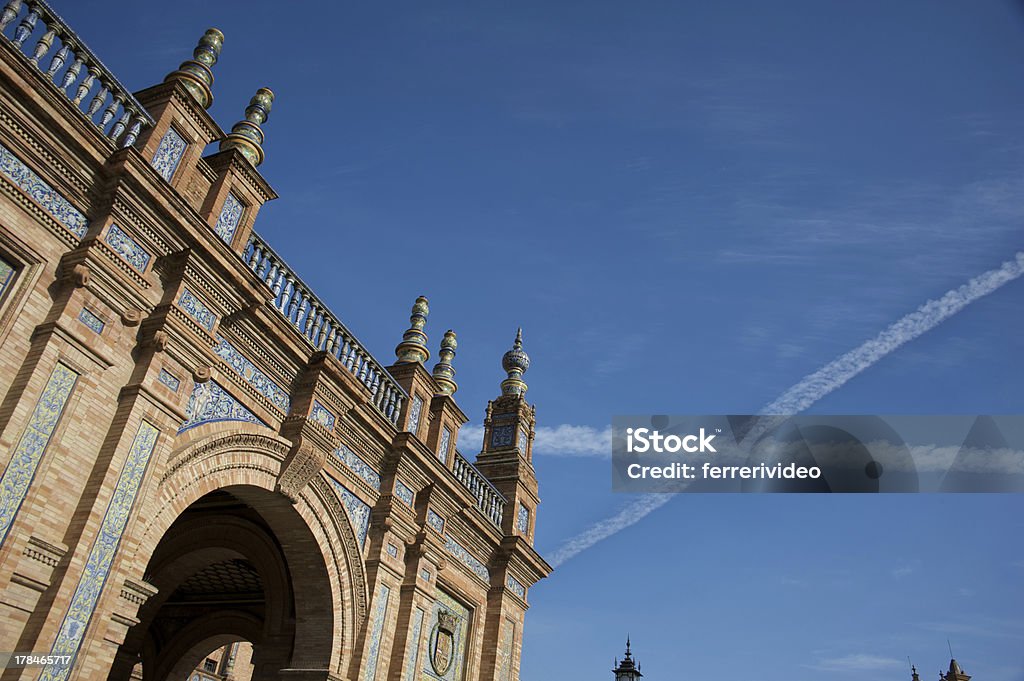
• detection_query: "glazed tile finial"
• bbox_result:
[501,327,530,397]
[219,87,274,167]
[394,296,430,364]
[432,329,458,395]
[164,28,223,109]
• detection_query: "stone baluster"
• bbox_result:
[45,40,68,78]
[99,94,122,130]
[311,310,325,347]
[279,276,294,314]
[121,111,143,147]
[325,327,340,353]
[0,0,23,33]
[302,303,317,338]
[286,288,302,322]
[29,25,55,66]
[264,259,279,290]
[358,355,370,383]
[86,81,110,119]
[73,66,98,105]
[107,107,130,143]
[59,52,83,92]
[11,2,37,49]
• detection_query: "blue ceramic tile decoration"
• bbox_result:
[423,590,471,681]
[518,429,527,453]
[178,380,266,433]
[405,607,426,681]
[42,421,160,681]
[150,127,187,182]
[506,575,526,599]
[442,534,489,582]
[213,336,290,412]
[426,509,445,534]
[0,142,88,238]
[0,363,78,546]
[0,256,14,297]
[77,308,104,334]
[498,620,516,681]
[330,478,370,547]
[157,369,180,393]
[334,442,381,491]
[177,288,217,332]
[408,395,423,433]
[516,502,529,534]
[491,424,514,448]
[394,479,415,506]
[310,400,336,430]
[213,191,244,244]
[104,224,152,271]
[438,427,451,463]
[363,584,391,681]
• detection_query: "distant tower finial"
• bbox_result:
[395,296,430,364]
[432,330,458,395]
[500,328,530,397]
[219,88,274,166]
[165,28,223,109]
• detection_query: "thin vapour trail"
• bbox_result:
[548,251,1024,568]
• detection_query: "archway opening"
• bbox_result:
[110,486,335,681]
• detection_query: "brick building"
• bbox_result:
[0,2,550,679]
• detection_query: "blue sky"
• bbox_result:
[60,1,1024,679]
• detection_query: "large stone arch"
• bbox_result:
[115,425,370,677]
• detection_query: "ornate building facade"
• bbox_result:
[0,2,550,680]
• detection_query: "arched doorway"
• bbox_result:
[110,485,335,681]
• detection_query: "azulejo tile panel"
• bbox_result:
[213,336,291,412]
[405,607,426,681]
[498,619,516,681]
[178,380,266,433]
[394,479,415,506]
[334,442,381,491]
[104,224,152,271]
[214,191,244,244]
[330,478,370,547]
[310,400,336,430]
[177,288,217,332]
[0,141,88,238]
[423,590,471,681]
[506,575,526,599]
[363,584,391,681]
[0,255,14,298]
[438,427,451,463]
[516,502,530,534]
[426,509,445,534]
[150,127,187,183]
[442,534,489,582]
[42,421,160,681]
[157,369,180,393]
[518,429,528,453]
[419,568,431,582]
[491,424,514,448]
[386,543,399,558]
[77,308,104,334]
[0,363,78,546]
[408,395,423,434]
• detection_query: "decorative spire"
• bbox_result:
[500,328,530,397]
[394,296,430,364]
[219,88,274,167]
[165,28,223,109]
[432,330,458,395]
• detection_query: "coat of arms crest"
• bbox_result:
[429,609,459,676]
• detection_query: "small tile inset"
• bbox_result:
[518,428,528,453]
[214,191,244,244]
[419,568,431,582]
[334,443,381,491]
[426,509,445,534]
[0,141,88,238]
[151,127,187,182]
[310,400,336,430]
[408,395,423,434]
[330,478,370,547]
[214,336,291,411]
[157,370,180,393]
[177,289,217,332]
[491,424,515,448]
[394,479,415,507]
[77,308,104,334]
[506,574,526,599]
[517,502,530,534]
[386,543,399,558]
[104,224,152,271]
[438,426,451,463]
[443,534,489,582]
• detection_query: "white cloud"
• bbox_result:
[805,654,905,672]
[460,424,612,458]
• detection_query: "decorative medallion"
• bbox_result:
[429,609,459,676]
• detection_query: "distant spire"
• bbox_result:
[165,28,223,109]
[432,329,458,395]
[219,88,275,167]
[394,296,430,364]
[500,328,530,397]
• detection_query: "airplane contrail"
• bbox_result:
[548,251,1024,568]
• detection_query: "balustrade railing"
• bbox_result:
[0,0,153,147]
[453,449,506,528]
[243,232,407,427]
